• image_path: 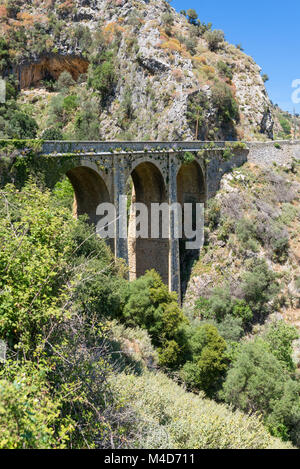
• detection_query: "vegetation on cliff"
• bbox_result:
[0,0,293,141]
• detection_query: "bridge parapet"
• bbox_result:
[42,140,233,156]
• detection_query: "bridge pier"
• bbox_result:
[169,153,181,301]
[113,155,128,270]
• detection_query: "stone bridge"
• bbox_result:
[40,139,300,299]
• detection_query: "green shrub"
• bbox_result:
[221,338,300,446]
[161,12,174,26]
[214,316,244,342]
[182,151,195,164]
[0,182,77,351]
[235,217,256,244]
[122,270,188,368]
[121,86,135,121]
[111,371,293,449]
[263,321,298,372]
[207,286,233,321]
[52,178,74,210]
[0,362,71,449]
[184,36,198,55]
[74,94,101,139]
[186,92,208,139]
[211,81,239,123]
[262,74,269,83]
[232,299,253,325]
[87,54,116,103]
[195,287,253,327]
[56,71,75,91]
[241,259,279,314]
[204,29,225,51]
[0,39,10,73]
[206,198,221,230]
[181,324,228,395]
[279,118,291,136]
[279,203,299,226]
[41,127,64,140]
[217,61,233,81]
[0,107,38,139]
[48,94,79,127]
[186,9,198,25]
[63,94,78,112]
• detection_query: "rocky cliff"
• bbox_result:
[0,0,283,141]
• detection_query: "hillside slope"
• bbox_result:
[185,161,300,363]
[0,0,287,141]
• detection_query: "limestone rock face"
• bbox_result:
[19,56,89,89]
[260,108,274,139]
[2,0,279,140]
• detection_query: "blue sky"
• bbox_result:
[171,0,300,114]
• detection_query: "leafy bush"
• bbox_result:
[194,287,253,326]
[280,118,291,136]
[122,270,188,368]
[254,212,289,262]
[206,197,221,229]
[241,259,279,315]
[204,29,225,51]
[74,93,101,140]
[0,105,38,139]
[161,12,174,26]
[221,338,300,446]
[0,181,77,352]
[214,316,244,342]
[0,38,10,73]
[0,362,71,449]
[56,71,75,91]
[217,60,233,81]
[232,299,253,324]
[186,9,198,25]
[41,127,64,140]
[48,93,78,127]
[211,81,239,123]
[87,53,116,104]
[262,74,269,83]
[263,321,298,372]
[120,86,135,121]
[235,217,256,243]
[181,324,228,395]
[184,36,198,55]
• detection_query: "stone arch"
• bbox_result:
[177,158,206,204]
[177,159,206,296]
[129,157,166,180]
[66,166,112,248]
[128,161,169,284]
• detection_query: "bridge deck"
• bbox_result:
[42,140,247,156]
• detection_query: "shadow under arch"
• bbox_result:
[66,166,113,249]
[177,159,206,298]
[128,161,169,285]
